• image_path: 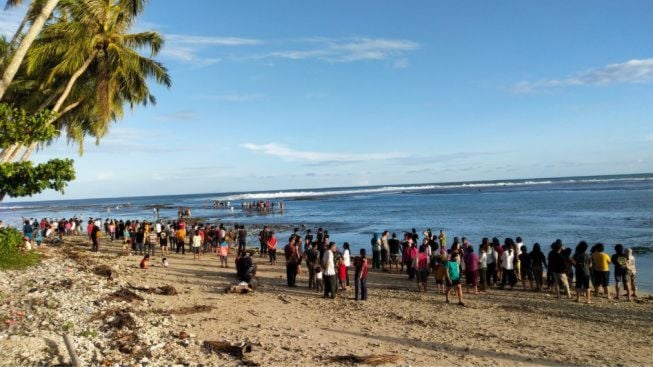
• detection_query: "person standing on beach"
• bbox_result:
[530,243,546,292]
[354,249,369,300]
[438,229,446,252]
[549,243,571,299]
[519,245,533,290]
[322,243,338,299]
[237,225,247,253]
[192,231,202,260]
[284,237,300,287]
[258,226,269,257]
[159,229,169,256]
[478,241,488,291]
[625,248,637,298]
[591,243,611,299]
[342,242,351,288]
[267,231,278,265]
[463,246,479,294]
[416,244,430,292]
[380,231,390,270]
[371,234,381,269]
[612,244,631,301]
[500,244,516,290]
[90,223,101,252]
[146,229,158,257]
[306,242,319,289]
[571,241,592,303]
[445,252,464,306]
[176,226,186,255]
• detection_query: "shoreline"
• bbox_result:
[1,236,651,366]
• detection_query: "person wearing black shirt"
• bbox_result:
[611,244,631,301]
[388,233,401,273]
[530,243,547,292]
[549,243,570,299]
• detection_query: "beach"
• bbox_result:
[1,236,651,366]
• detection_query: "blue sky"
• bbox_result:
[3,0,653,200]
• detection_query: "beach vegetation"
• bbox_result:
[0,227,41,269]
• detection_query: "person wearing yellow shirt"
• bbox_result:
[591,243,611,300]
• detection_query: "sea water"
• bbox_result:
[2,174,652,291]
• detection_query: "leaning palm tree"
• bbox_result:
[11,0,170,160]
[0,0,59,99]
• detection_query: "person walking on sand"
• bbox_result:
[612,244,631,301]
[322,243,338,299]
[267,231,278,265]
[571,241,592,304]
[445,252,464,306]
[176,226,186,255]
[354,248,369,300]
[591,243,611,299]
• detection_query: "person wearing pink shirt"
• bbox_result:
[464,246,480,294]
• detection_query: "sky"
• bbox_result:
[2,0,653,200]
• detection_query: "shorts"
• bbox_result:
[593,271,609,287]
[416,269,429,283]
[192,247,200,254]
[446,278,460,287]
[614,271,628,284]
[381,249,389,263]
[390,254,399,264]
[575,273,590,290]
[435,279,444,285]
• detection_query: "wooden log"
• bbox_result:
[203,340,252,358]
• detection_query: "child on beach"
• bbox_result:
[140,254,150,269]
[219,239,229,268]
[315,266,324,293]
[338,258,347,291]
[162,257,169,268]
[445,252,464,306]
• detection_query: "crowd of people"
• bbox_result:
[17,217,641,305]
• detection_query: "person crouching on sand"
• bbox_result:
[140,254,150,269]
[445,252,464,306]
[162,257,169,268]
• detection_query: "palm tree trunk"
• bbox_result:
[0,0,59,100]
[0,143,20,163]
[52,49,98,113]
[5,144,24,162]
[19,142,37,162]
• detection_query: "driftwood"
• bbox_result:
[128,283,178,295]
[203,340,252,358]
[326,354,402,366]
[63,334,81,367]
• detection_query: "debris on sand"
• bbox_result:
[128,283,178,295]
[108,288,144,302]
[326,354,402,366]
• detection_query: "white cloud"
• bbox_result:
[160,34,419,66]
[241,143,409,163]
[161,34,260,66]
[154,110,196,122]
[95,171,114,181]
[261,37,419,63]
[513,58,653,93]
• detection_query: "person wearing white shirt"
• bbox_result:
[342,242,352,288]
[322,243,337,298]
[479,243,488,291]
[501,246,516,289]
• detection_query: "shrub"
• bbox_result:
[0,228,41,270]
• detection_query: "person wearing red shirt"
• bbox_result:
[354,249,369,300]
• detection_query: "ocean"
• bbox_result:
[2,173,652,292]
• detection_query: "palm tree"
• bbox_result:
[0,0,59,99]
[5,0,171,161]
